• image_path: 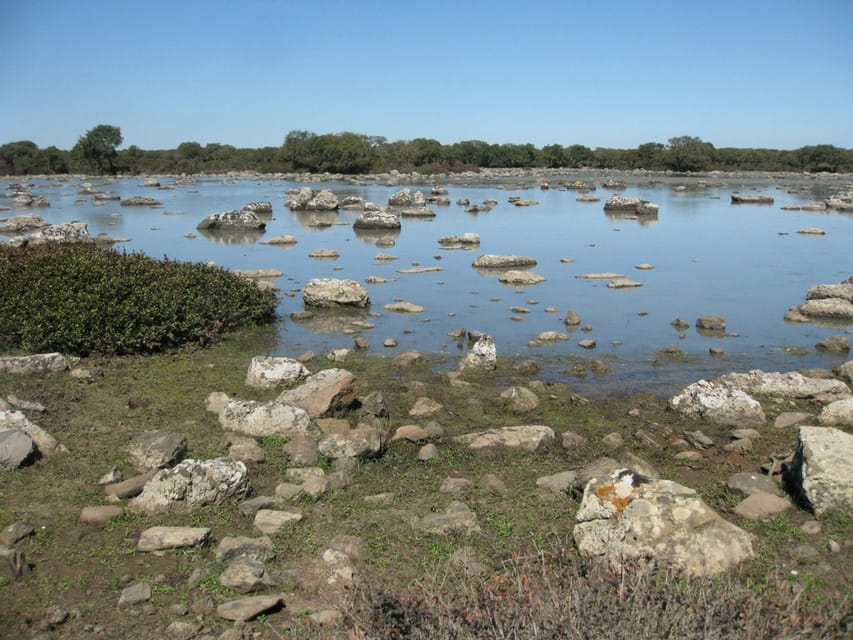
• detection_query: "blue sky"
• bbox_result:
[2,0,852,151]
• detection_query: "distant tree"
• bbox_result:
[636,142,666,169]
[665,136,716,172]
[0,140,40,174]
[73,124,123,174]
[794,145,844,173]
[541,144,569,168]
[566,144,595,167]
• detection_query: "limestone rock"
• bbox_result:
[11,221,92,247]
[818,397,853,426]
[0,353,69,375]
[253,508,302,534]
[129,458,249,515]
[0,410,67,455]
[216,595,283,622]
[412,501,480,535]
[220,399,313,437]
[499,270,545,285]
[696,315,726,331]
[302,278,370,308]
[220,557,269,593]
[118,581,151,606]
[215,536,276,563]
[245,356,309,390]
[573,470,754,577]
[472,254,537,269]
[0,429,35,469]
[318,425,386,459]
[352,209,401,230]
[137,526,211,551]
[277,368,359,418]
[668,379,766,426]
[196,209,265,231]
[499,386,540,414]
[787,426,853,515]
[458,335,497,371]
[454,425,555,452]
[128,430,187,471]
[719,369,850,403]
[726,472,779,497]
[734,492,792,520]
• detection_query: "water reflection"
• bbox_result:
[197,228,266,245]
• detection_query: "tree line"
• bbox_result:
[2,125,852,176]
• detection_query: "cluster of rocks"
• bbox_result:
[286,187,339,211]
[197,203,272,231]
[2,346,853,635]
[603,195,659,216]
[785,280,853,325]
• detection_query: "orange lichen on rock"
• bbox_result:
[594,482,633,515]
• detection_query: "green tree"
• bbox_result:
[636,142,665,169]
[665,136,716,172]
[0,140,40,174]
[541,144,568,168]
[73,124,123,174]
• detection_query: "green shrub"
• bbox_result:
[0,244,277,355]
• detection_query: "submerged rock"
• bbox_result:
[302,278,370,308]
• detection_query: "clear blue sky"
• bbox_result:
[2,0,851,152]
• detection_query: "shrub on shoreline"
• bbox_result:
[0,244,277,355]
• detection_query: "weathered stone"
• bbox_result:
[472,254,537,269]
[196,209,265,231]
[787,426,853,515]
[0,522,34,546]
[669,380,766,426]
[11,221,91,247]
[278,368,359,418]
[719,370,850,403]
[220,557,268,593]
[253,508,303,534]
[137,526,211,551]
[413,501,480,535]
[733,492,792,519]
[384,301,425,313]
[536,470,577,495]
[438,233,480,247]
[0,544,29,580]
[259,233,298,245]
[774,411,813,429]
[318,425,386,459]
[573,470,754,577]
[818,398,853,426]
[103,470,156,499]
[696,315,726,331]
[418,443,441,461]
[816,335,850,352]
[216,595,283,622]
[499,386,540,414]
[129,458,249,515]
[227,436,265,464]
[215,536,276,563]
[220,398,312,437]
[796,298,853,320]
[608,278,643,289]
[118,581,151,606]
[245,356,309,390]
[834,360,853,383]
[0,410,67,455]
[499,270,545,285]
[563,310,582,326]
[353,209,401,230]
[726,473,779,497]
[0,429,35,469]
[453,425,555,452]
[128,431,187,471]
[458,335,497,371]
[409,397,443,418]
[0,213,49,234]
[302,278,370,308]
[79,505,123,524]
[441,477,474,495]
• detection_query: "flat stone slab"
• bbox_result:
[137,526,210,551]
[253,508,303,534]
[453,425,555,452]
[734,492,792,519]
[217,595,283,621]
[79,505,124,524]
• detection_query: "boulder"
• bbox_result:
[388,188,414,206]
[825,193,853,211]
[220,399,313,437]
[277,368,359,419]
[795,298,853,321]
[245,356,310,390]
[786,426,853,515]
[668,379,766,426]
[818,397,853,426]
[11,221,92,247]
[0,353,69,375]
[217,595,283,622]
[242,201,273,214]
[352,209,401,230]
[318,425,386,459]
[573,469,754,577]
[499,386,540,414]
[128,458,250,515]
[719,369,850,403]
[696,315,726,331]
[286,187,315,210]
[499,270,545,285]
[384,301,424,313]
[438,233,480,248]
[603,195,658,214]
[412,501,480,535]
[0,429,36,470]
[305,189,339,211]
[137,526,211,551]
[120,196,162,207]
[302,278,370,308]
[453,425,555,452]
[458,334,497,371]
[0,214,49,234]
[215,535,276,563]
[127,430,188,471]
[196,209,266,231]
[806,283,853,303]
[472,254,537,269]
[834,360,853,383]
[0,410,67,455]
[733,492,792,519]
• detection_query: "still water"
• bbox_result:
[3,174,851,396]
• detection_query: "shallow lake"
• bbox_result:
[3,173,852,396]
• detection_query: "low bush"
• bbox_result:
[0,244,277,355]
